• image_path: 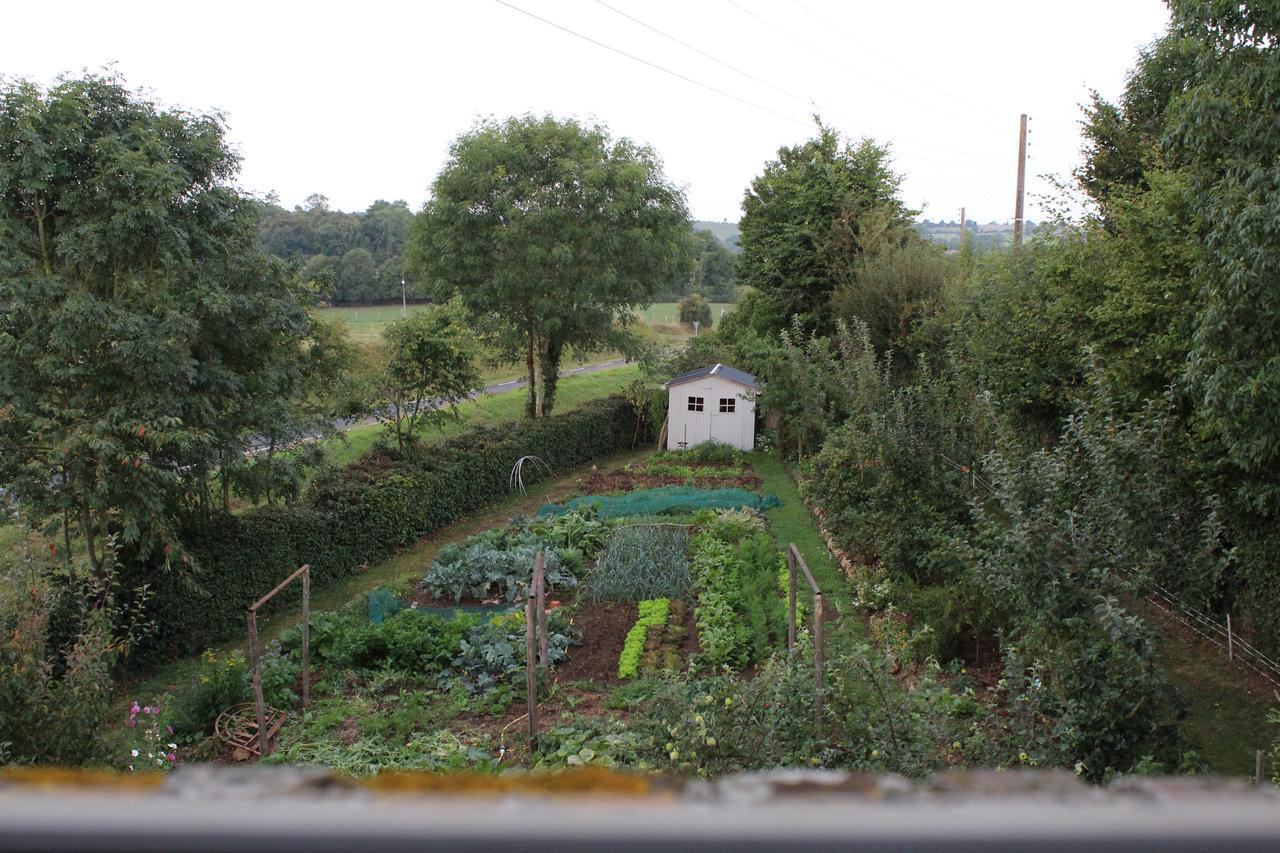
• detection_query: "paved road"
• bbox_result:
[246,358,630,453]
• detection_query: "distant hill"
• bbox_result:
[693,220,741,253]
[915,219,1039,249]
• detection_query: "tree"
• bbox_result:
[374,302,480,451]
[737,121,915,335]
[677,293,712,327]
[407,115,689,418]
[336,247,378,303]
[1167,1,1280,641]
[0,73,315,575]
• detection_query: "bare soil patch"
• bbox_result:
[553,601,636,685]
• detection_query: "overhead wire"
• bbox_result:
[579,0,1006,169]
[491,0,810,129]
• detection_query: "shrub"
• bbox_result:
[0,567,148,766]
[618,599,670,679]
[586,525,690,602]
[169,650,251,739]
[127,395,650,659]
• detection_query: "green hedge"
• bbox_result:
[129,396,649,659]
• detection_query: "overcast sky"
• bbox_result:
[7,0,1170,224]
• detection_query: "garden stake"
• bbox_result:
[535,550,548,668]
[246,608,268,757]
[301,567,310,712]
[526,591,538,753]
[787,547,797,657]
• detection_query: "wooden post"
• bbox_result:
[525,592,538,753]
[247,609,268,757]
[535,551,547,668]
[301,567,311,712]
[1257,750,1266,786]
[787,546,797,657]
[814,592,824,733]
[1013,113,1027,246]
[1227,613,1234,662]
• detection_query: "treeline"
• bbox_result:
[257,195,738,305]
[693,3,1280,779]
[257,196,414,305]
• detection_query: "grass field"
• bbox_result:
[322,363,641,468]
[319,302,736,344]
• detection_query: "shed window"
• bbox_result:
[687,396,704,412]
[718,397,736,413]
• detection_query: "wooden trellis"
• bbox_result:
[786,544,825,732]
[245,564,311,757]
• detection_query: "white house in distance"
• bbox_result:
[662,364,759,451]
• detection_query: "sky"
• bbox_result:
[5,0,1171,224]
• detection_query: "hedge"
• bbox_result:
[128,395,651,659]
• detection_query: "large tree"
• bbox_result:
[407,115,689,418]
[0,73,315,574]
[737,122,914,335]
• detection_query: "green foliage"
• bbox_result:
[535,717,652,769]
[805,322,985,585]
[530,508,614,561]
[453,609,575,693]
[258,197,418,305]
[372,300,480,451]
[408,113,689,418]
[689,523,786,669]
[0,574,139,765]
[423,527,578,604]
[169,650,250,739]
[586,525,690,602]
[677,293,713,327]
[618,599,670,679]
[690,507,765,544]
[0,72,319,573]
[830,239,952,357]
[125,395,649,659]
[737,121,916,335]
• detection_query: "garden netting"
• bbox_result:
[537,485,781,519]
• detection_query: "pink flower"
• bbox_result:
[130,701,141,716]
[166,725,174,735]
[166,752,177,763]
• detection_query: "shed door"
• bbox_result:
[710,389,739,448]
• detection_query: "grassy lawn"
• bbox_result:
[322,363,641,468]
[748,452,850,623]
[1151,610,1278,777]
[637,302,735,327]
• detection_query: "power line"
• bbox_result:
[492,0,1006,173]
[589,0,1005,168]
[789,0,993,120]
[492,0,807,128]
[723,0,952,121]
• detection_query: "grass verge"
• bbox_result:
[323,363,640,468]
[747,452,850,622]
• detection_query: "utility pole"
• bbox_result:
[959,205,966,246]
[400,277,407,318]
[1014,114,1027,246]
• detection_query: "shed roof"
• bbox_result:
[662,363,759,390]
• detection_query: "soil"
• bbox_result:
[578,468,762,495]
[553,601,637,686]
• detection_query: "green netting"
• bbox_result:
[537,485,781,519]
[367,587,405,624]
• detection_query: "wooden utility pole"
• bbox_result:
[1014,114,1027,246]
[959,206,967,248]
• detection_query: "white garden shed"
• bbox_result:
[662,364,759,452]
